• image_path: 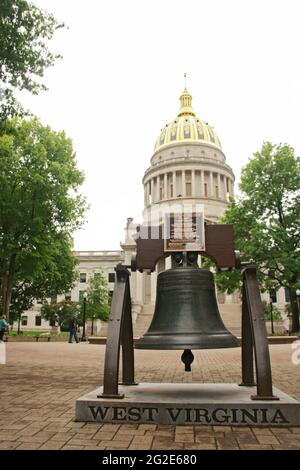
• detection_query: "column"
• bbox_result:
[222,175,226,200]
[164,173,168,199]
[135,271,143,303]
[165,256,172,269]
[150,178,154,204]
[224,177,227,199]
[147,181,151,205]
[200,170,205,197]
[157,258,165,273]
[182,170,186,197]
[226,177,230,198]
[144,272,152,304]
[230,179,234,197]
[209,172,214,197]
[191,169,196,197]
[173,171,176,198]
[144,186,147,206]
[151,270,158,304]
[217,173,221,199]
[145,182,148,206]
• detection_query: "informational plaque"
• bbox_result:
[164,212,205,252]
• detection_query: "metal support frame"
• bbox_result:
[240,264,278,400]
[99,265,136,398]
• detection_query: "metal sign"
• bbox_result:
[164,212,205,252]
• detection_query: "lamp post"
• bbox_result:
[81,292,87,342]
[16,299,21,335]
[296,289,300,333]
[56,307,62,332]
[296,289,300,312]
[269,299,274,335]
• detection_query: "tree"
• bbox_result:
[41,300,81,332]
[0,118,87,320]
[217,142,300,332]
[8,233,79,321]
[0,0,64,119]
[86,273,110,335]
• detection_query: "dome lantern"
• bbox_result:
[178,88,195,117]
[154,87,222,153]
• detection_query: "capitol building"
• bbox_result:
[20,87,288,333]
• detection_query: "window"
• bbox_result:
[65,292,71,301]
[216,185,219,198]
[285,288,290,303]
[35,316,42,326]
[204,183,208,197]
[80,273,87,283]
[21,316,28,326]
[79,290,87,302]
[186,182,192,197]
[170,183,173,197]
[108,273,115,283]
[269,290,277,303]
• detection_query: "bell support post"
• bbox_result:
[239,277,256,387]
[99,264,135,399]
[120,272,137,386]
[241,263,279,400]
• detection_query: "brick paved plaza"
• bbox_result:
[0,342,300,451]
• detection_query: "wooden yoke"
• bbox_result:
[133,224,236,271]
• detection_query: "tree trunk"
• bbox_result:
[91,317,94,336]
[1,261,10,319]
[289,288,300,333]
[1,254,17,322]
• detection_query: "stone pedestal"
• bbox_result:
[75,383,300,426]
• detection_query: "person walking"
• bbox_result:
[0,315,9,342]
[68,314,79,344]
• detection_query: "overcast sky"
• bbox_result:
[20,0,300,251]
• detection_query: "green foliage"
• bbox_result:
[0,118,87,319]
[261,300,282,321]
[217,142,300,292]
[217,142,300,331]
[41,300,81,331]
[86,272,110,322]
[8,330,69,337]
[0,0,64,118]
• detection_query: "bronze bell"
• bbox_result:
[135,267,239,356]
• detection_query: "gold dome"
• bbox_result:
[154,88,222,152]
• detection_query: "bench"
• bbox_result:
[35,333,51,342]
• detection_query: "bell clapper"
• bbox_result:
[181,349,194,372]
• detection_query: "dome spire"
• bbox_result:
[178,74,195,117]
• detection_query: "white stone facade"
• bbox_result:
[14,251,124,333]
